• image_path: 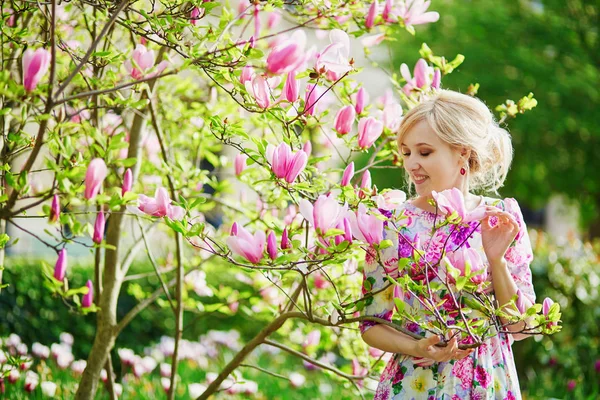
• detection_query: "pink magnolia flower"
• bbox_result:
[373,189,407,211]
[315,29,351,78]
[84,158,108,200]
[432,68,441,89]
[365,0,379,29]
[347,203,384,245]
[266,142,308,183]
[446,247,487,284]
[431,188,487,223]
[267,11,281,29]
[50,194,60,223]
[82,280,94,308]
[542,297,557,327]
[138,187,185,220]
[190,7,203,25]
[341,162,354,186]
[304,84,321,116]
[22,48,51,92]
[245,74,271,108]
[266,30,306,75]
[93,211,105,244]
[299,194,348,235]
[283,71,299,102]
[303,141,312,157]
[4,8,15,27]
[226,224,266,264]
[515,289,526,313]
[334,105,355,135]
[399,0,440,27]
[361,33,386,47]
[354,87,369,114]
[240,65,254,84]
[123,44,169,80]
[267,231,277,260]
[122,168,133,196]
[281,227,291,249]
[234,153,248,176]
[400,58,433,95]
[357,116,383,149]
[303,330,321,349]
[383,102,403,132]
[54,249,67,281]
[360,170,372,189]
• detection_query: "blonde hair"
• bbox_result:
[397,90,513,193]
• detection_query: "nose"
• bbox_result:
[403,156,420,173]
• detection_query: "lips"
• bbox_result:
[412,175,428,184]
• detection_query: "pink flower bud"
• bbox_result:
[190,7,202,25]
[122,168,133,196]
[304,84,321,116]
[281,228,291,249]
[82,280,94,308]
[50,194,60,223]
[365,0,378,29]
[93,211,105,244]
[22,48,51,92]
[54,249,67,281]
[334,105,355,135]
[84,158,108,200]
[357,117,383,149]
[432,68,441,89]
[343,218,353,243]
[231,222,239,236]
[542,297,554,316]
[267,12,281,29]
[341,162,354,186]
[355,87,368,114]
[266,31,306,75]
[240,65,254,84]
[283,71,299,102]
[515,289,526,313]
[360,170,371,189]
[245,74,270,109]
[235,153,248,176]
[303,141,312,158]
[267,231,277,260]
[414,58,430,88]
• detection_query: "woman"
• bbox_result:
[360,90,536,399]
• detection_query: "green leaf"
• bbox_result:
[378,239,393,249]
[394,297,405,314]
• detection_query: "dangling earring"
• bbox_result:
[460,167,466,176]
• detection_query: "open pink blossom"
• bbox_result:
[347,203,384,245]
[400,58,434,95]
[138,187,185,220]
[123,44,169,80]
[299,194,348,236]
[383,102,403,132]
[22,48,51,92]
[431,187,487,223]
[446,247,488,284]
[398,0,440,27]
[315,29,351,78]
[226,224,266,264]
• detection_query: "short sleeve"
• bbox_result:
[359,225,398,335]
[500,198,536,304]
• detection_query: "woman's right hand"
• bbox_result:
[413,333,473,364]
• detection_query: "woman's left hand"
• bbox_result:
[480,206,520,266]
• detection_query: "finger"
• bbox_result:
[425,334,442,348]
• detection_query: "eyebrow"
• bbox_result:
[400,142,431,147]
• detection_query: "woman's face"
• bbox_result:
[399,120,466,198]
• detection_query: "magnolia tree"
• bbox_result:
[0,0,558,399]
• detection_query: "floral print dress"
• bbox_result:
[360,197,536,400]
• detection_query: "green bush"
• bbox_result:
[514,232,600,399]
